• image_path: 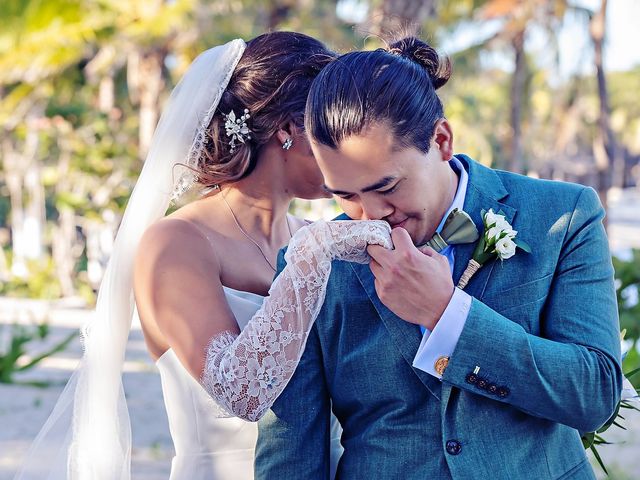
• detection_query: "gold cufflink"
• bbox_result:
[434,356,450,376]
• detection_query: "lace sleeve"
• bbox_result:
[199,219,392,421]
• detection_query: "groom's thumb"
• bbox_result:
[390,227,414,252]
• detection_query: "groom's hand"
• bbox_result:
[367,227,454,331]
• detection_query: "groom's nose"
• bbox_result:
[359,197,394,221]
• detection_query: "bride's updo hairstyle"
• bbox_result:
[305,36,451,154]
[197,31,336,188]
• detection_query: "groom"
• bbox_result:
[255,57,622,480]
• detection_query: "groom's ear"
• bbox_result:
[432,118,454,161]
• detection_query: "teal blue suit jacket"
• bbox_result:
[255,155,622,479]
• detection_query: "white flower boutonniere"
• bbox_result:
[457,209,531,289]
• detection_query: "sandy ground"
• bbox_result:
[1,188,639,479]
[0,301,173,479]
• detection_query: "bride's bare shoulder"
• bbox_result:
[136,213,222,275]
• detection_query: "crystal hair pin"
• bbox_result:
[223,108,251,153]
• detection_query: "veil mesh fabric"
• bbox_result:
[14,39,247,480]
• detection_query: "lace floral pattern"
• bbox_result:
[200,220,392,421]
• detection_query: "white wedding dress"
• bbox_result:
[157,286,344,479]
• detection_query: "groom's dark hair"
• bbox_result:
[305,36,451,154]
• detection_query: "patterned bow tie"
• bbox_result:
[420,208,479,253]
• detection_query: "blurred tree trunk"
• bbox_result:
[368,0,436,36]
[508,27,526,174]
[479,0,570,174]
[2,138,27,277]
[2,111,45,276]
[85,45,118,114]
[590,0,616,224]
[0,241,8,281]
[23,115,45,262]
[52,142,76,297]
[53,207,76,297]
[267,0,294,29]
[23,158,45,259]
[127,49,141,106]
[137,49,165,159]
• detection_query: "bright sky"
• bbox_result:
[337,0,640,76]
[548,0,640,77]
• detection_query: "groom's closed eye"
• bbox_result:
[377,180,402,196]
[323,176,401,200]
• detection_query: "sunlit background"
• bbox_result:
[1,0,639,478]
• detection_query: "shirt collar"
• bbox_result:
[435,157,468,234]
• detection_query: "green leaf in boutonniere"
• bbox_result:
[457,209,530,289]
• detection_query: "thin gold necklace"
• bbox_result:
[220,192,293,272]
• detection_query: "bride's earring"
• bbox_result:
[282,138,293,150]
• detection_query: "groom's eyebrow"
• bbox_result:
[323,176,397,195]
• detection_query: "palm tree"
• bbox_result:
[0,0,109,278]
[589,0,618,217]
[365,0,437,36]
[479,0,569,174]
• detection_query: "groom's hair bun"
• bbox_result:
[306,35,450,155]
[385,37,451,90]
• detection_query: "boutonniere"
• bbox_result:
[457,209,531,289]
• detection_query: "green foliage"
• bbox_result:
[613,250,640,389]
[613,250,640,346]
[582,366,640,475]
[0,256,62,299]
[581,250,640,474]
[0,194,9,227]
[0,320,77,385]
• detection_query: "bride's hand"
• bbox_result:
[286,220,393,265]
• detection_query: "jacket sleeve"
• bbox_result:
[442,187,623,433]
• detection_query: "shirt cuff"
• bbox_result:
[412,288,472,379]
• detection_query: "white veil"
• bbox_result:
[15,39,247,480]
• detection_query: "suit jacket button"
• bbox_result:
[487,383,498,394]
[497,386,510,398]
[476,378,488,390]
[446,440,462,455]
[465,373,478,384]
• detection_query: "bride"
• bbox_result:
[15,32,392,480]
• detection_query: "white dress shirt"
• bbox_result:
[412,157,473,379]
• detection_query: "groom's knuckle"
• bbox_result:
[400,250,413,263]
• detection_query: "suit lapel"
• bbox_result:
[350,261,442,400]
[452,155,517,299]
